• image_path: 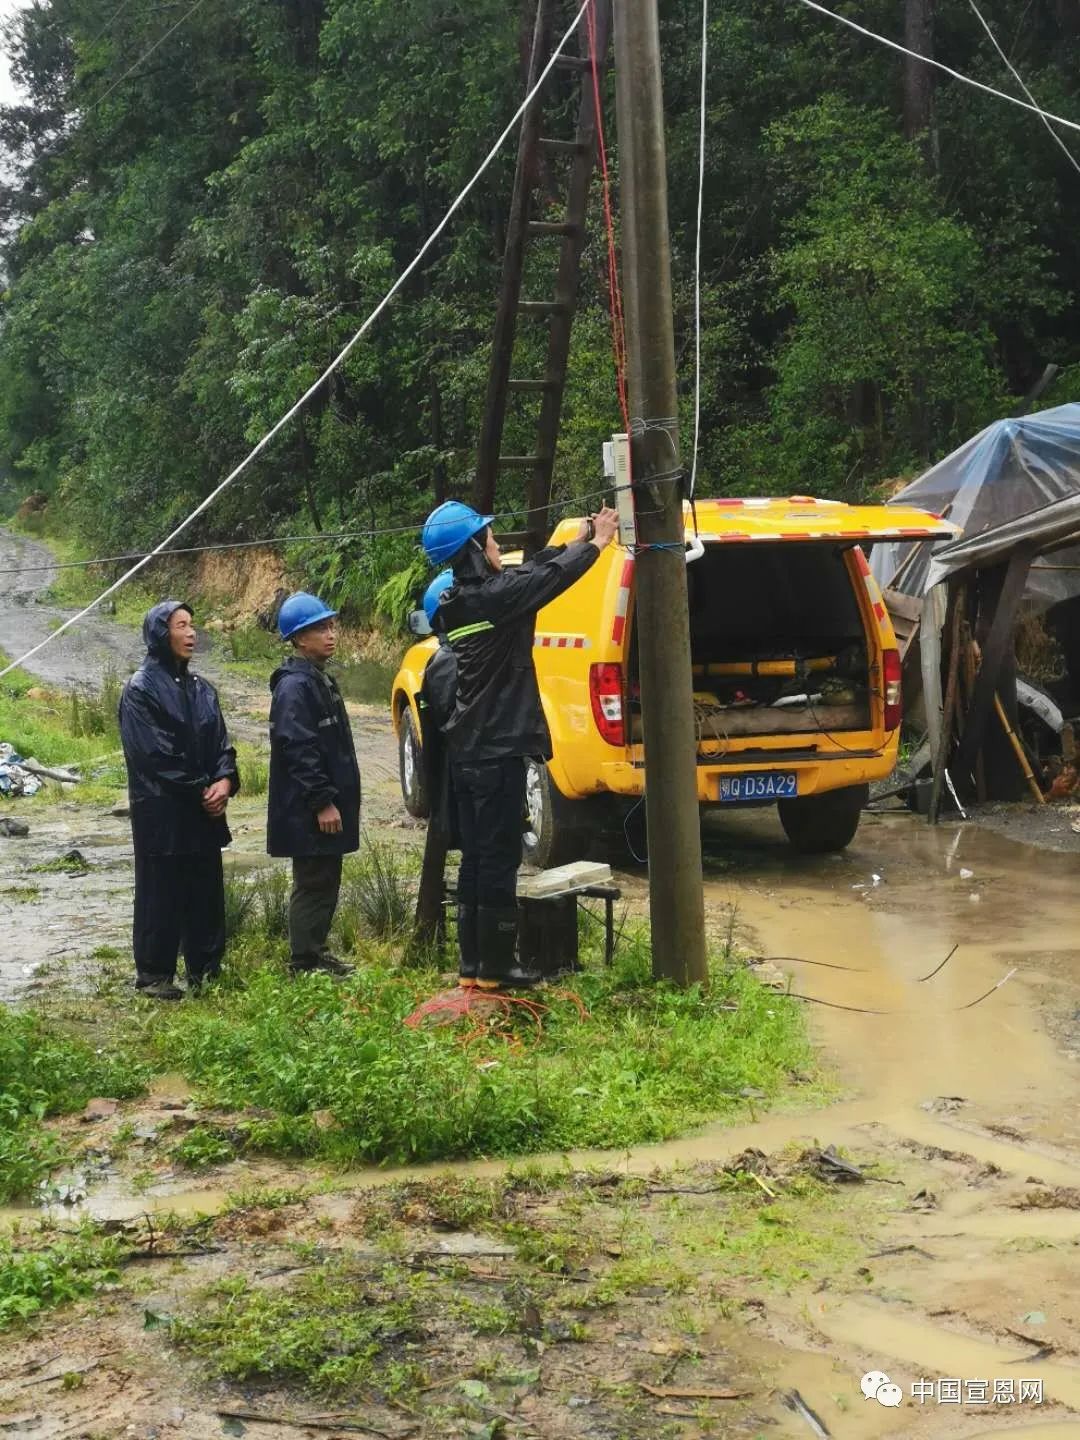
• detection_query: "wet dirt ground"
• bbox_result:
[4,536,1080,1437]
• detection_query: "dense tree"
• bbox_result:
[1,0,1078,611]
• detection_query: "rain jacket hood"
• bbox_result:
[142,600,193,665]
[119,603,238,855]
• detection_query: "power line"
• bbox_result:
[966,0,1080,179]
[85,0,208,113]
[0,0,597,681]
[795,0,1080,136]
[0,472,673,577]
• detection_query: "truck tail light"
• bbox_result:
[590,663,626,747]
[883,648,902,732]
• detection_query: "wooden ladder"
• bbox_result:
[471,0,613,556]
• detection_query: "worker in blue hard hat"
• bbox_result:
[420,500,619,991]
[267,592,361,977]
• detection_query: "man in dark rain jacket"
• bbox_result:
[268,592,361,976]
[119,601,239,1000]
[420,500,618,991]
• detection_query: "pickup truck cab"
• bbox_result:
[392,496,954,866]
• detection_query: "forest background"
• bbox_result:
[1,0,1078,618]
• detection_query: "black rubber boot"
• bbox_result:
[289,954,354,977]
[476,907,542,991]
[457,905,480,988]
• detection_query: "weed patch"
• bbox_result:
[0,1223,127,1329]
[337,841,417,945]
[0,1006,149,1201]
[171,1263,430,1396]
[149,933,816,1167]
[1,885,40,903]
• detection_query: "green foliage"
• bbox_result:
[169,1126,236,1171]
[0,1007,149,1201]
[2,0,1078,568]
[170,1263,429,1396]
[0,1225,126,1329]
[337,842,418,946]
[148,931,816,1167]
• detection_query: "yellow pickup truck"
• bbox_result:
[392,497,954,865]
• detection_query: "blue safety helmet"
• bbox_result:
[278,591,339,641]
[421,501,493,567]
[422,569,454,627]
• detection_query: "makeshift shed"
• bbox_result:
[873,402,1080,610]
[870,404,1080,815]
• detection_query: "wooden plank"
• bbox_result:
[929,584,963,824]
[954,550,1033,790]
[918,583,944,775]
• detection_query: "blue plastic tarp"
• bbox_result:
[872,402,1080,608]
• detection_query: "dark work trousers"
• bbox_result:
[289,855,344,968]
[133,850,225,987]
[451,758,526,911]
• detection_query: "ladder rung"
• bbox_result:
[527,221,579,238]
[554,53,591,71]
[508,378,558,393]
[539,137,587,155]
[519,300,569,317]
[499,455,550,470]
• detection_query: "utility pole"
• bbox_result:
[613,0,707,985]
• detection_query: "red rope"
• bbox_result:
[402,985,589,1054]
[586,0,630,437]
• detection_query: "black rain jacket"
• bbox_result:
[267,657,361,857]
[418,635,459,843]
[119,600,239,856]
[435,539,599,763]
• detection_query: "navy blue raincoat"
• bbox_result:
[119,601,239,855]
[267,657,361,857]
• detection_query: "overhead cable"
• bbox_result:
[966,0,1080,178]
[0,0,595,681]
[795,0,1080,136]
[87,0,208,113]
[0,470,675,577]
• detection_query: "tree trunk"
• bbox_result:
[903,0,939,171]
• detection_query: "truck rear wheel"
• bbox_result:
[398,707,429,819]
[778,784,867,854]
[523,759,594,869]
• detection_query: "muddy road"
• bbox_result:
[0,528,150,688]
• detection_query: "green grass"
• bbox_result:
[0,1007,151,1202]
[0,651,128,804]
[170,1262,431,1396]
[1,885,41,904]
[148,930,817,1168]
[0,1223,128,1329]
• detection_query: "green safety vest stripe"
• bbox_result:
[447,621,495,644]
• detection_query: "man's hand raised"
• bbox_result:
[589,506,619,549]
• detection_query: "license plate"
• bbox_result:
[718,772,798,803]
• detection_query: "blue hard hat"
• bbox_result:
[278,591,339,641]
[421,501,493,566]
[422,569,454,627]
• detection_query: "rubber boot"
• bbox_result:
[457,905,480,988]
[476,907,542,991]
